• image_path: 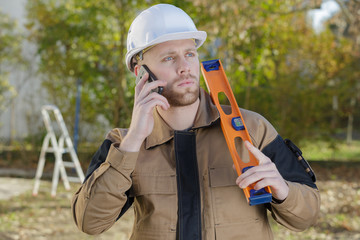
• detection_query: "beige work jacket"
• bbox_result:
[72,88,320,240]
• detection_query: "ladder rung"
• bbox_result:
[46,148,55,152]
[62,161,76,167]
[45,148,70,153]
[67,176,82,182]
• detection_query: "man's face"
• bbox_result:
[139,39,200,107]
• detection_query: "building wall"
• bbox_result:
[0,0,46,142]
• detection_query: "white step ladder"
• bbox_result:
[33,105,85,197]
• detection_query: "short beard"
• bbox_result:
[162,75,200,107]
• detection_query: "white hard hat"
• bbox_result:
[125,4,207,71]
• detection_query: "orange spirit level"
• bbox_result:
[201,59,272,206]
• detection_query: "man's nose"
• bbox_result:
[177,57,191,75]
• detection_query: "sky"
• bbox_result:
[308,0,341,32]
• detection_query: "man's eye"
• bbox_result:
[164,56,174,61]
[186,52,195,57]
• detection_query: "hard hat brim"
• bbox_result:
[126,30,207,71]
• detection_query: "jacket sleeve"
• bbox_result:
[269,181,320,231]
[242,109,320,231]
[71,129,139,235]
[262,135,320,231]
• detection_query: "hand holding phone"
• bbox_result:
[136,65,163,94]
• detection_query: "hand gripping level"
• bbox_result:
[201,59,272,206]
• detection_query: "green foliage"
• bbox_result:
[26,0,152,136]
[25,0,359,143]
[0,11,22,111]
[195,0,359,142]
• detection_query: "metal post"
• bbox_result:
[73,78,82,153]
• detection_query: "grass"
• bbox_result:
[0,180,133,240]
[301,140,360,161]
[1,177,360,240]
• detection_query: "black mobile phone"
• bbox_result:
[135,65,163,94]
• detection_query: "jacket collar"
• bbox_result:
[145,88,220,149]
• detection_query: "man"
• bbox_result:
[72,4,320,240]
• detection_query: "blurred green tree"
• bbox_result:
[25,0,203,141]
[26,0,153,140]
[25,0,359,145]
[330,0,360,144]
[194,0,358,143]
[0,11,22,112]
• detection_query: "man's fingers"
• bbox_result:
[135,72,149,96]
[236,170,276,188]
[137,92,170,111]
[136,80,167,103]
[244,140,271,165]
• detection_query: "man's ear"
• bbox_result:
[134,64,141,77]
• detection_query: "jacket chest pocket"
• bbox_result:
[131,173,176,196]
[130,173,178,233]
[209,167,266,225]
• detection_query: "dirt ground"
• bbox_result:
[0,162,360,240]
